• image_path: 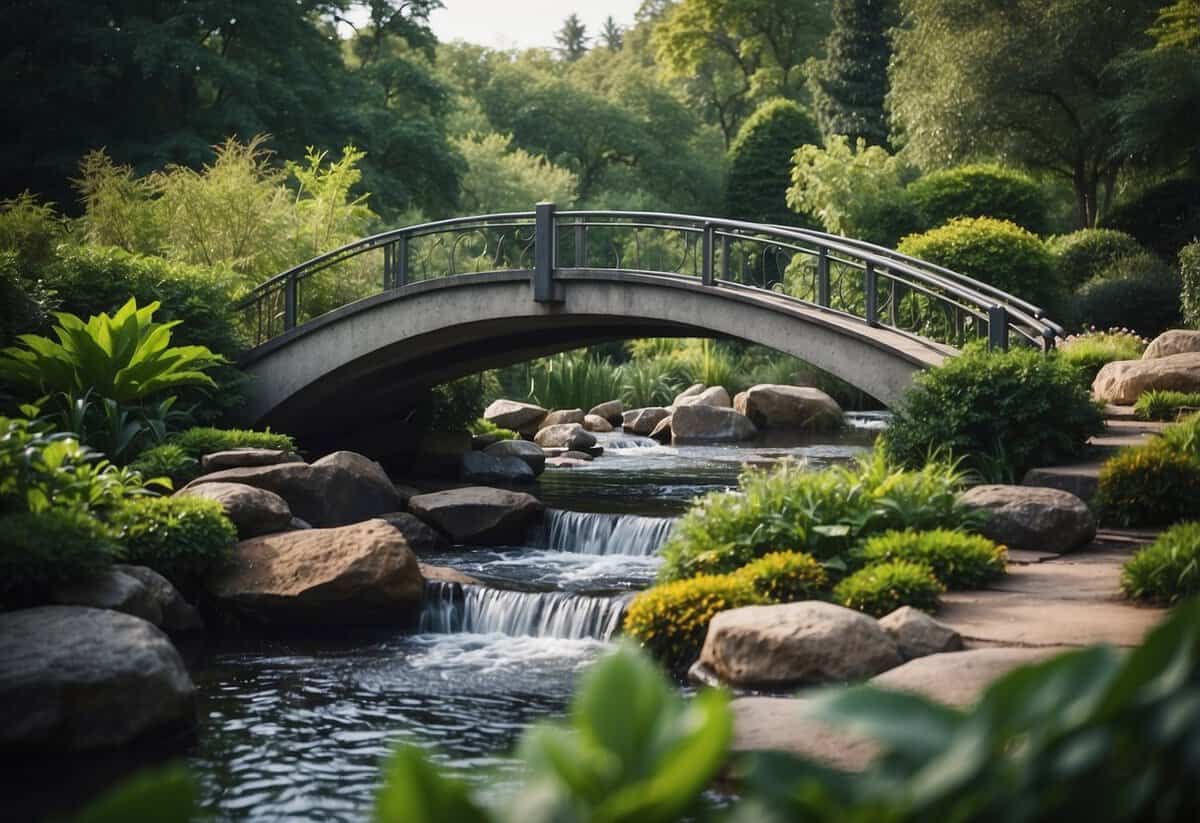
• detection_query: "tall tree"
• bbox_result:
[556,13,589,62]
[890,0,1162,228]
[600,16,626,52]
[806,0,895,147]
[726,99,822,225]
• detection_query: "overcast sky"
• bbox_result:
[428,0,643,50]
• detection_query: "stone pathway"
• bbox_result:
[1023,412,1165,499]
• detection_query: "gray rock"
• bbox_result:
[588,400,625,425]
[672,383,707,406]
[52,567,162,626]
[583,414,614,433]
[877,606,963,660]
[670,404,757,443]
[870,647,1063,707]
[208,520,424,625]
[177,481,293,538]
[648,415,673,442]
[733,385,842,431]
[1092,352,1200,404]
[546,456,591,468]
[376,512,449,554]
[0,607,195,752]
[1143,329,1200,359]
[542,408,586,427]
[562,450,594,461]
[415,430,473,478]
[699,601,903,689]
[113,565,204,634]
[675,385,732,409]
[407,487,544,544]
[622,407,670,435]
[200,448,301,473]
[183,451,405,528]
[484,439,547,474]
[287,516,313,531]
[484,399,548,435]
[534,423,597,450]
[961,484,1096,552]
[460,451,536,484]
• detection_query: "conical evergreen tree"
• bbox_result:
[807,0,896,148]
[725,98,821,226]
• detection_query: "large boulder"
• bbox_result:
[0,607,195,752]
[733,385,843,432]
[583,414,614,433]
[697,601,903,689]
[871,647,1063,708]
[670,404,757,443]
[672,383,707,406]
[415,430,473,478]
[675,386,732,409]
[877,606,963,661]
[177,481,293,538]
[534,423,597,451]
[208,520,424,625]
[622,407,670,435]
[1143,329,1200,360]
[200,448,300,474]
[408,487,544,544]
[183,451,405,527]
[460,451,536,484]
[961,484,1096,552]
[113,565,204,634]
[484,439,547,474]
[1092,352,1200,404]
[375,512,449,554]
[542,408,586,427]
[649,415,673,442]
[53,564,204,636]
[588,400,624,425]
[484,399,548,435]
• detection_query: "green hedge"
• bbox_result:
[727,99,822,226]
[110,496,237,586]
[1121,521,1200,604]
[1048,229,1147,291]
[897,217,1063,313]
[0,508,122,607]
[1101,177,1200,260]
[905,164,1050,235]
[833,560,944,617]
[1096,420,1200,528]
[881,345,1105,480]
[1073,252,1182,338]
[734,551,828,603]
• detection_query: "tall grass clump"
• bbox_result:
[1135,390,1200,421]
[1057,328,1147,384]
[1121,521,1200,604]
[525,350,625,411]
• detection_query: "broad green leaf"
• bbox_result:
[66,764,197,823]
[374,745,492,823]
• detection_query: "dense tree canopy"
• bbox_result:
[806,0,895,147]
[726,99,821,225]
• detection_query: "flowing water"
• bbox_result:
[187,421,879,820]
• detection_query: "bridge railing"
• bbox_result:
[235,205,1063,351]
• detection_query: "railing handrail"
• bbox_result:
[235,206,1062,352]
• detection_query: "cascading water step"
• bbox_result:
[419,581,629,641]
[527,508,677,556]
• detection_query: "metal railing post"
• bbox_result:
[534,202,561,302]
[864,262,878,326]
[701,223,714,286]
[284,275,297,331]
[397,235,408,287]
[720,234,731,282]
[816,247,830,307]
[988,305,1010,351]
[574,219,586,268]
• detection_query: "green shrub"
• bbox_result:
[468,418,518,440]
[0,253,52,348]
[880,345,1105,480]
[0,191,66,270]
[127,444,200,488]
[833,560,944,617]
[658,453,980,581]
[170,426,296,458]
[110,496,236,585]
[1048,229,1147,290]
[1073,253,1182,338]
[726,98,822,226]
[1101,177,1200,259]
[1096,442,1200,527]
[0,508,122,607]
[1121,521,1200,604]
[1158,411,1200,454]
[735,551,829,602]
[1057,328,1148,384]
[622,574,764,671]
[905,164,1050,235]
[417,373,503,433]
[619,356,683,409]
[1135,390,1200,421]
[858,529,1007,590]
[897,216,1063,313]
[1182,241,1200,329]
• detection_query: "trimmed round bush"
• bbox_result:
[1048,229,1147,290]
[1101,177,1200,260]
[727,98,822,226]
[735,551,829,602]
[833,560,944,617]
[897,217,1063,313]
[1096,442,1200,528]
[171,426,296,458]
[1073,253,1182,338]
[1121,521,1200,604]
[880,345,1105,480]
[858,529,1007,590]
[127,444,200,489]
[110,496,237,585]
[905,164,1050,235]
[622,574,763,671]
[0,508,121,607]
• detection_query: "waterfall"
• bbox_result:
[528,509,676,556]
[419,582,627,641]
[598,432,661,450]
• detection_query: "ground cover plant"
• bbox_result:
[858,529,1007,590]
[109,496,236,588]
[1122,522,1200,604]
[1096,413,1200,527]
[1057,328,1147,385]
[833,559,944,617]
[1135,390,1200,421]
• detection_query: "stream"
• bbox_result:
[189,419,881,820]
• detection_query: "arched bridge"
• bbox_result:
[235,205,1062,439]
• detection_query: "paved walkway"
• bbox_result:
[1023,411,1165,499]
